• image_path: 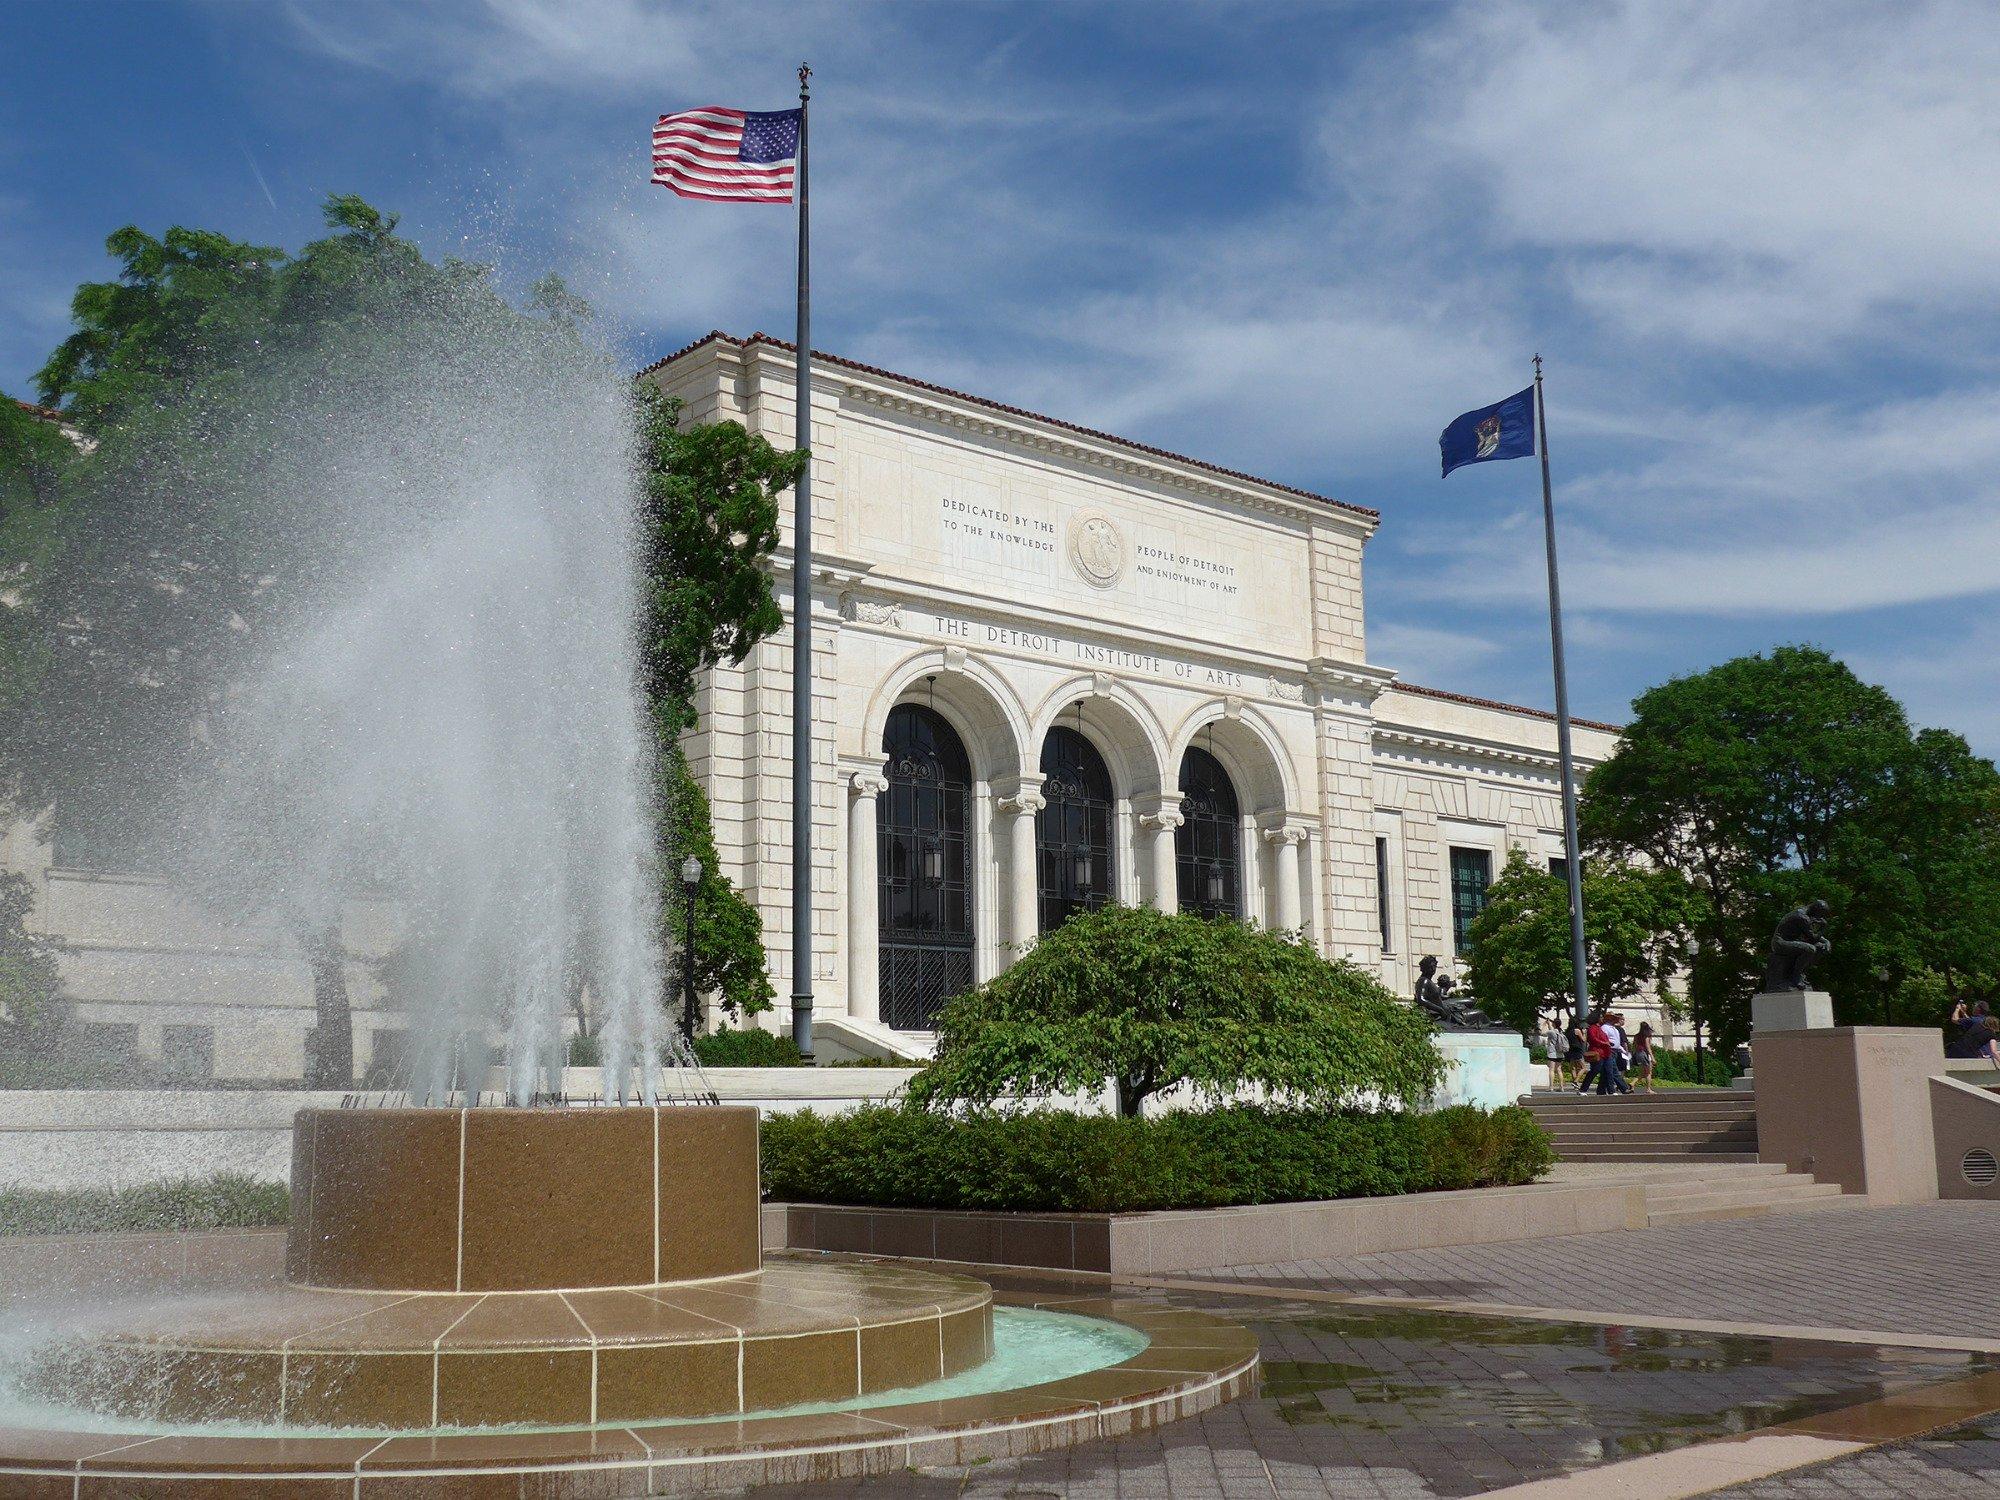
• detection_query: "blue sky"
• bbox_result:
[7,1,2000,748]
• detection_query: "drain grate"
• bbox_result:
[1963,1147,1998,1186]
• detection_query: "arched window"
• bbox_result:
[1176,746,1242,920]
[878,704,973,1030]
[1037,724,1115,932]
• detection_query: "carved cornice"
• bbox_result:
[1372,723,1599,776]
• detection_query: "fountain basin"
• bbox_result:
[288,1105,762,1291]
[29,1259,994,1428]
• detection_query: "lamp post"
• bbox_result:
[678,856,702,1044]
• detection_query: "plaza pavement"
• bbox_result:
[747,1201,2000,1498]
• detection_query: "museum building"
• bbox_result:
[3,341,1624,1081]
[641,333,1623,1057]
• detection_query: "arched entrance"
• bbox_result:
[877,704,974,1029]
[1176,746,1242,920]
[1037,724,1115,932]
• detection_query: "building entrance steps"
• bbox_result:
[1541,1160,1864,1227]
[1522,1085,1761,1164]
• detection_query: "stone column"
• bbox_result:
[1134,793,1185,915]
[1265,825,1307,933]
[846,772,888,1025]
[996,783,1046,953]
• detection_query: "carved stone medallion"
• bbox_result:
[1066,511,1125,589]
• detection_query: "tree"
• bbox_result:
[1465,849,1697,1036]
[1582,645,2000,1052]
[906,906,1445,1118]
[3,200,600,1086]
[634,388,804,1024]
[0,872,65,1029]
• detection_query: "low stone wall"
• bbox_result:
[769,1178,1647,1275]
[0,1071,920,1191]
[0,1226,286,1307]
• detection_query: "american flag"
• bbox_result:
[651,107,800,203]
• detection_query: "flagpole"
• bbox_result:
[790,62,815,1057]
[1534,355,1591,1032]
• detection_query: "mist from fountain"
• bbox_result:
[173,303,668,1105]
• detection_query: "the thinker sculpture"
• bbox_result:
[1414,954,1501,1030]
[1762,899,1832,992]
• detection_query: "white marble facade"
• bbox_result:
[1,335,1630,1082]
[642,333,1626,1049]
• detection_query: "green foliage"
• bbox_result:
[659,743,773,1018]
[1465,849,1697,1034]
[1582,645,2000,1053]
[632,388,802,1030]
[0,1175,289,1236]
[906,906,1444,1118]
[760,1104,1553,1213]
[634,388,801,738]
[692,1026,805,1068]
[1650,1048,1737,1087]
[0,873,66,1030]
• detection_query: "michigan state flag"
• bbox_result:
[1440,387,1535,477]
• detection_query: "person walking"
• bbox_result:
[1577,1012,1611,1095]
[1596,1011,1633,1096]
[1541,1020,1570,1088]
[1630,1021,1657,1093]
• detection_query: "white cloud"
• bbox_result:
[1352,0,2000,358]
[1367,620,1503,684]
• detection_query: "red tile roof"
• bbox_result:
[1391,682,1623,735]
[638,331,1378,520]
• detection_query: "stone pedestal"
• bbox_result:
[1432,1031,1535,1110]
[1753,1026,1942,1203]
[1751,988,1834,1033]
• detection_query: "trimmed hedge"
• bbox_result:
[761,1104,1554,1214]
[693,1026,806,1067]
[0,1175,290,1237]
[1651,1048,1738,1086]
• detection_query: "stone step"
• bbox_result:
[1552,1160,1760,1168]
[1644,1180,1844,1213]
[1646,1194,1865,1228]
[1525,1098,1757,1113]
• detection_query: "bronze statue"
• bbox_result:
[1414,955,1501,1030]
[1762,899,1831,992]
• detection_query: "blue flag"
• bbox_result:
[1440,387,1535,477]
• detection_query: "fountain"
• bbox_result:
[0,280,1256,1493]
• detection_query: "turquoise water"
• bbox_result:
[0,1306,1148,1438]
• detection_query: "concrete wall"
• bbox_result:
[1754,1026,1943,1203]
[1930,1075,2000,1202]
[775,1176,1648,1275]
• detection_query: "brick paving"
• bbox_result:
[1187,1202,2000,1340]
[738,1292,1979,1498]
[1710,1411,2000,1497]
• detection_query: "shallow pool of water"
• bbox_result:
[0,1305,1149,1439]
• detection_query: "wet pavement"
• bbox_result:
[1712,1409,2000,1497]
[741,1283,1990,1497]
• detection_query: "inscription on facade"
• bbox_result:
[940,499,1057,555]
[935,498,1238,599]
[929,612,1248,689]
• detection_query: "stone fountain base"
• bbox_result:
[32,1105,992,1428]
[33,1259,994,1429]
[0,1104,1259,1495]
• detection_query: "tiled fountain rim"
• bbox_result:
[0,1295,1258,1495]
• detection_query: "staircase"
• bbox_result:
[1522,1088,1862,1225]
[1524,1087,1759,1162]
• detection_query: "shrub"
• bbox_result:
[908,906,1444,1117]
[760,1103,1552,1213]
[693,1026,804,1068]
[0,1175,290,1236]
[1651,1048,1738,1086]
